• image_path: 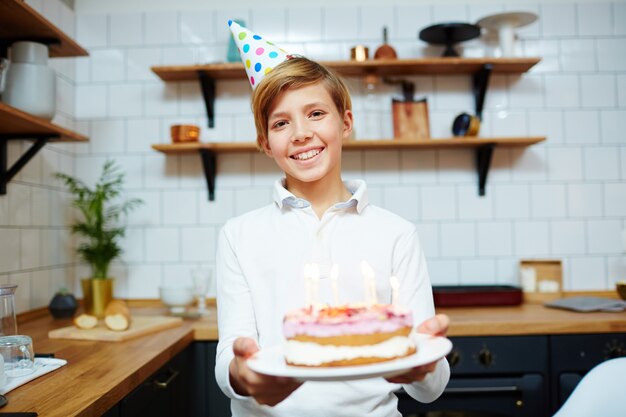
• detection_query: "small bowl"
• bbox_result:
[170,124,200,143]
[159,286,194,313]
[616,281,626,301]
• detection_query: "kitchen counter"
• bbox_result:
[5,295,625,416]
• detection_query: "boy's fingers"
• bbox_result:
[233,337,259,358]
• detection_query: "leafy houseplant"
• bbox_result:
[56,160,142,316]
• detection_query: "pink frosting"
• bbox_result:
[283,304,413,338]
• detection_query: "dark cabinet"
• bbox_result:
[193,342,231,417]
[102,344,194,417]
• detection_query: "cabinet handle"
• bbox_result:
[153,368,180,390]
[444,386,519,394]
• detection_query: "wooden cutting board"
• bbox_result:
[48,316,183,342]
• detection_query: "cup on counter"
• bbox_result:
[350,45,369,61]
[0,335,35,378]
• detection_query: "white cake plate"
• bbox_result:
[476,12,538,56]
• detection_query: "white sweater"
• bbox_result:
[215,179,450,417]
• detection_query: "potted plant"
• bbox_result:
[56,160,142,317]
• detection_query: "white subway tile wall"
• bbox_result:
[1,1,625,312]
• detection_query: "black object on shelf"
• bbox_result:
[433,285,523,307]
[419,22,481,57]
[48,290,78,318]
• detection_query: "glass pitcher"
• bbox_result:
[0,284,18,336]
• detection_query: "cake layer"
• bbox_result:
[288,327,412,346]
[284,335,416,367]
[283,304,413,338]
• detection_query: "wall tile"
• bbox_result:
[10,272,31,313]
[109,84,144,118]
[440,223,476,257]
[551,220,586,255]
[75,85,108,119]
[427,260,459,285]
[145,228,180,262]
[508,75,543,109]
[163,190,198,225]
[597,39,626,71]
[323,7,358,41]
[511,147,547,182]
[251,8,287,43]
[584,147,620,181]
[577,3,612,36]
[580,74,617,108]
[0,229,20,273]
[126,48,162,81]
[478,222,513,256]
[143,83,178,117]
[457,185,493,220]
[144,154,180,189]
[432,4,468,22]
[421,186,456,220]
[286,7,322,42]
[545,75,579,108]
[415,223,439,258]
[90,120,125,154]
[400,150,437,184]
[110,13,143,46]
[494,184,530,219]
[618,75,626,107]
[608,257,626,285]
[382,186,420,222]
[126,264,161,298]
[588,219,623,254]
[359,6,394,41]
[396,5,432,40]
[9,184,31,226]
[491,110,527,137]
[528,110,564,144]
[600,110,626,144]
[437,149,474,184]
[234,187,272,216]
[126,190,161,226]
[459,259,497,284]
[569,257,606,290]
[604,184,626,216]
[145,11,179,45]
[76,13,108,47]
[181,226,217,262]
[615,3,626,36]
[547,147,583,181]
[514,221,550,257]
[531,184,566,218]
[433,76,473,111]
[567,183,603,218]
[363,151,401,185]
[199,189,235,225]
[180,11,216,44]
[126,118,161,153]
[541,4,576,37]
[563,111,600,144]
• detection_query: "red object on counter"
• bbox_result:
[432,285,523,307]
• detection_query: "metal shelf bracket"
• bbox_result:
[473,63,493,121]
[0,136,50,195]
[199,148,216,201]
[198,71,216,129]
[475,143,495,196]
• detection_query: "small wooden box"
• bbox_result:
[520,259,563,303]
[392,99,430,141]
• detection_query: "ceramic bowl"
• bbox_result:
[616,282,626,301]
[159,286,194,313]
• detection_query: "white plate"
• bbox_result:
[247,333,452,382]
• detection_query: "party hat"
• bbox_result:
[228,19,289,89]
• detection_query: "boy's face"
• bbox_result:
[262,83,353,189]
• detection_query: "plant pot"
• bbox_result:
[81,278,114,318]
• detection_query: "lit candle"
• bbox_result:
[304,263,312,307]
[330,263,340,305]
[360,260,377,305]
[310,263,320,308]
[390,276,400,306]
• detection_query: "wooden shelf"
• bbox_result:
[0,0,88,57]
[0,103,88,195]
[152,136,545,201]
[152,136,545,154]
[0,103,88,142]
[151,57,541,82]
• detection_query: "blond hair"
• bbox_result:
[251,57,352,150]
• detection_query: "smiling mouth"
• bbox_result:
[291,148,324,161]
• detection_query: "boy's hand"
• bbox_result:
[229,337,303,406]
[385,314,450,384]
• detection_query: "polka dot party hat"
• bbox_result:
[228,19,289,89]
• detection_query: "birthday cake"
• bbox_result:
[282,303,416,367]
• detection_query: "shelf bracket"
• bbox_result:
[0,136,50,195]
[475,143,495,196]
[198,71,216,129]
[199,148,216,201]
[473,64,493,121]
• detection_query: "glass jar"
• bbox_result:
[0,284,18,336]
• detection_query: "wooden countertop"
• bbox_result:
[4,296,625,415]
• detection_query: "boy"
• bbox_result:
[215,21,450,417]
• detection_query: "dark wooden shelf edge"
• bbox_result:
[151,136,545,201]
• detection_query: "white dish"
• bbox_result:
[247,333,452,382]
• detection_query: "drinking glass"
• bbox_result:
[0,284,18,336]
[191,266,214,316]
[0,335,35,378]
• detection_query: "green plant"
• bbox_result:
[55,160,143,279]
